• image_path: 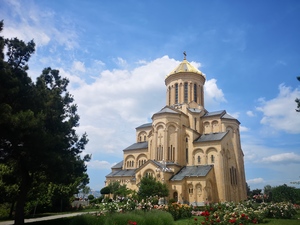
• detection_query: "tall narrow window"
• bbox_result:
[184,82,188,103]
[194,83,197,103]
[173,147,175,161]
[168,86,171,105]
[175,83,178,104]
[186,148,188,163]
[211,155,215,163]
[198,156,201,164]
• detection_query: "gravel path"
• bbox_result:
[0,212,98,225]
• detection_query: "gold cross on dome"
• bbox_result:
[183,51,187,60]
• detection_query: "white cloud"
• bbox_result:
[2,0,78,50]
[228,111,239,119]
[239,125,249,132]
[86,160,116,170]
[257,84,300,134]
[115,57,128,68]
[204,78,227,109]
[67,56,225,157]
[72,61,86,73]
[261,152,300,164]
[247,178,264,184]
[246,110,255,117]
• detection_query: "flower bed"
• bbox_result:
[91,198,298,224]
[191,201,297,225]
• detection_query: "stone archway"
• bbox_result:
[173,192,178,202]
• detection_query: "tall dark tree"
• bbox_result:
[0,21,89,225]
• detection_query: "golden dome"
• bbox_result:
[167,54,205,78]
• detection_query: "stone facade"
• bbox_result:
[105,56,247,205]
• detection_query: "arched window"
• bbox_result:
[175,83,178,104]
[188,186,193,194]
[211,155,215,163]
[194,83,197,102]
[198,156,201,164]
[184,82,188,103]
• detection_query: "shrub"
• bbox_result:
[144,210,174,225]
[261,202,297,219]
[70,214,105,225]
[104,212,145,225]
[166,202,192,220]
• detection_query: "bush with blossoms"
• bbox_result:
[192,200,298,224]
[260,201,297,219]
[195,201,266,225]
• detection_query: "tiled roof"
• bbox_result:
[136,123,152,129]
[202,110,238,121]
[154,106,180,115]
[111,160,123,169]
[170,165,213,181]
[194,132,228,143]
[188,108,202,113]
[106,169,136,178]
[203,110,225,117]
[123,141,148,151]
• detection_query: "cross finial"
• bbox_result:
[183,51,187,60]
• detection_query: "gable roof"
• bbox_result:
[106,169,136,178]
[170,165,213,181]
[111,160,123,169]
[202,110,240,124]
[136,122,152,129]
[153,106,181,116]
[123,141,148,151]
[194,132,228,143]
[202,110,226,117]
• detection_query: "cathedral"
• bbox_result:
[105,54,247,204]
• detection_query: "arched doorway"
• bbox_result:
[173,192,178,202]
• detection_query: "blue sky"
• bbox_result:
[1,0,300,192]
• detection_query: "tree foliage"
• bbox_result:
[271,184,300,203]
[138,176,169,199]
[0,21,89,225]
[101,181,133,199]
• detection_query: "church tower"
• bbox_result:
[165,52,206,108]
[105,53,247,204]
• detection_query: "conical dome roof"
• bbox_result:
[167,55,205,78]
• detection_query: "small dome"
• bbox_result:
[167,58,205,78]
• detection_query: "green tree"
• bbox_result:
[88,194,94,201]
[102,181,131,199]
[263,184,272,202]
[138,176,169,199]
[0,21,89,225]
[100,186,110,195]
[82,186,91,199]
[246,182,251,198]
[272,184,299,203]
